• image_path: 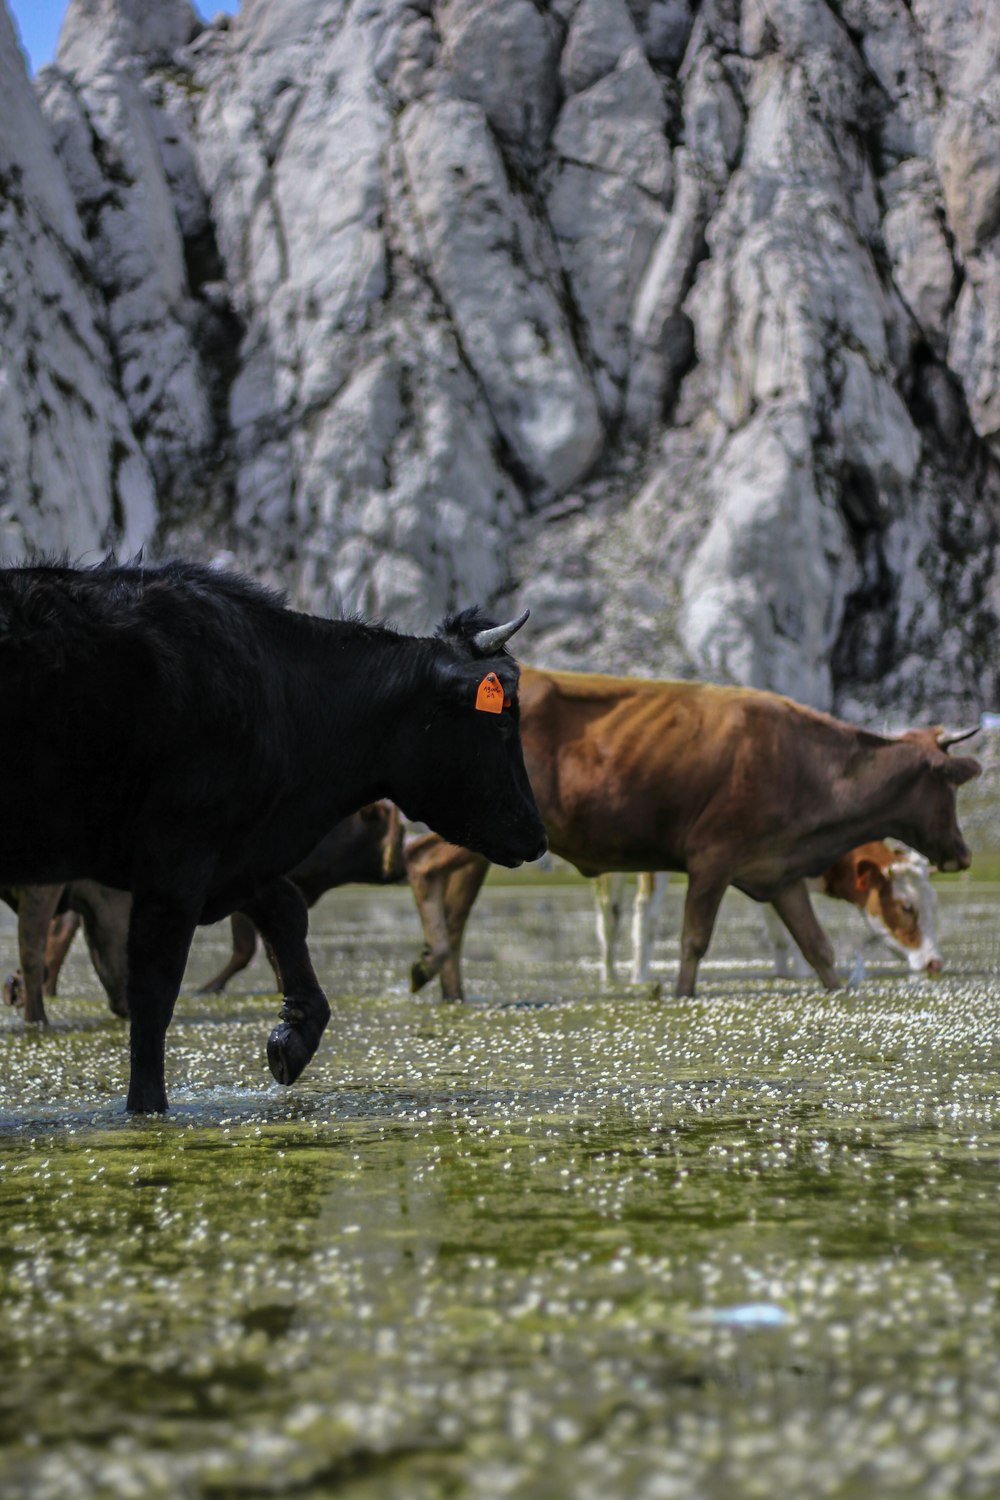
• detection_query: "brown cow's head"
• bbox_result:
[891,727,980,873]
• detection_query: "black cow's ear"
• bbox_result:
[937,755,982,786]
[430,656,475,704]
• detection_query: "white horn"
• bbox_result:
[471,608,530,655]
[938,725,980,749]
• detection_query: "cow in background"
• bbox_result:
[0,559,544,1111]
[199,801,406,993]
[595,843,942,986]
[405,667,978,1001]
[2,881,129,1022]
[1,803,406,1022]
[763,844,942,978]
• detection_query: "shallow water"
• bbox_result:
[2,880,1000,1498]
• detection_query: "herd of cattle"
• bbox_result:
[0,558,983,1112]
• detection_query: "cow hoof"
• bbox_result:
[267,1022,315,1085]
[3,973,22,1007]
[267,995,330,1085]
[126,1084,169,1114]
[410,963,427,993]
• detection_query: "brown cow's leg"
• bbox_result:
[677,872,727,998]
[126,892,200,1113]
[242,877,330,1087]
[44,910,82,996]
[18,884,65,1024]
[197,912,260,994]
[438,859,489,1000]
[406,837,488,1000]
[770,882,840,990]
[409,864,457,995]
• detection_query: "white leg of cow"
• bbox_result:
[595,873,626,985]
[769,882,839,990]
[631,872,669,983]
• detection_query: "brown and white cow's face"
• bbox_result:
[858,849,942,974]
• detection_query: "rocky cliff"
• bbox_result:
[1,0,998,718]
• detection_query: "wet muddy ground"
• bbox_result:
[2,877,1000,1498]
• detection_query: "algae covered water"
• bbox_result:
[2,880,1000,1498]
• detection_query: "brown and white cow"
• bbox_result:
[406,667,978,999]
[764,843,942,978]
[596,841,942,986]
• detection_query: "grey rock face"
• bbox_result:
[1,0,998,719]
[0,3,155,557]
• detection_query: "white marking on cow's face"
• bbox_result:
[864,850,942,973]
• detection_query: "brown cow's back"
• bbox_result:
[519,668,851,886]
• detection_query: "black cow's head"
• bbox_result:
[389,607,546,868]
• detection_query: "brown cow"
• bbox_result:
[198,801,405,993]
[406,668,979,999]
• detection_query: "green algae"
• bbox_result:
[2,882,1000,1497]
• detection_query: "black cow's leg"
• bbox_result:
[677,871,727,998]
[241,878,329,1086]
[126,894,200,1113]
[770,881,839,990]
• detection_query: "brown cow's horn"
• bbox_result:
[937,725,980,749]
[471,608,530,654]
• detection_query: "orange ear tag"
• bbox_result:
[475,672,505,714]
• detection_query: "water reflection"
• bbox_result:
[1,881,1000,1497]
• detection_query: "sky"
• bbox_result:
[7,0,239,74]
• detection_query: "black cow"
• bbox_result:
[0,559,545,1111]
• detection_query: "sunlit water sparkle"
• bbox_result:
[2,878,1000,1498]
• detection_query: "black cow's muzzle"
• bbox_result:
[487,831,547,869]
[939,841,971,873]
